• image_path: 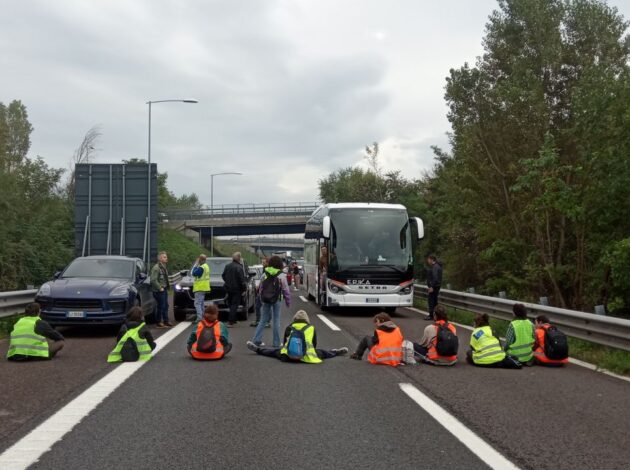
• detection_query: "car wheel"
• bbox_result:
[141,298,156,324]
[174,308,187,322]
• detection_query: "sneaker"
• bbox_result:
[350,352,361,360]
[246,341,259,352]
[331,347,349,356]
[250,321,259,327]
[164,322,173,327]
[264,322,271,328]
[156,322,166,328]
[424,316,434,321]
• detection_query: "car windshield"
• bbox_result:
[62,259,134,279]
[204,259,232,275]
[328,208,412,274]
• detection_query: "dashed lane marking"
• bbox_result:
[406,307,630,384]
[0,321,191,470]
[399,383,520,470]
[317,314,341,331]
[299,295,308,302]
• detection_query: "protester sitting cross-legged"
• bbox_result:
[6,302,65,361]
[247,310,347,362]
[108,306,156,363]
[504,303,535,366]
[251,255,291,348]
[350,312,403,366]
[533,315,569,366]
[412,305,458,366]
[187,304,232,360]
[467,313,521,369]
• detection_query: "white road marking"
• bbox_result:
[406,306,630,384]
[0,321,191,470]
[299,295,308,302]
[317,314,341,331]
[399,383,520,470]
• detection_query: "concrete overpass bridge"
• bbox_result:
[164,202,318,241]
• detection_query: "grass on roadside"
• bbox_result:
[415,298,630,376]
[0,314,22,340]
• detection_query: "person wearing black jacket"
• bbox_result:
[7,303,65,361]
[425,254,443,321]
[222,252,247,326]
[115,307,156,350]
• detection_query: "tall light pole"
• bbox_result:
[145,98,198,264]
[210,172,242,256]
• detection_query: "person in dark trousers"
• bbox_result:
[187,304,232,359]
[222,252,247,326]
[425,254,442,321]
[350,312,403,366]
[151,251,172,328]
[108,306,156,362]
[247,310,347,362]
[467,313,521,369]
[7,302,65,361]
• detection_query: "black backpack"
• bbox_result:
[196,322,218,353]
[435,322,459,356]
[260,274,282,304]
[286,326,308,360]
[120,337,140,362]
[544,326,568,360]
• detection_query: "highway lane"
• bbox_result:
[324,303,630,470]
[19,302,492,470]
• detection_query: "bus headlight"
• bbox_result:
[400,286,412,295]
[327,280,346,295]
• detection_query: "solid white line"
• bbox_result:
[317,314,341,331]
[406,307,630,384]
[0,321,191,470]
[399,383,520,470]
[299,295,308,302]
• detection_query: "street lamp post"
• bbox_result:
[210,172,242,256]
[145,98,198,264]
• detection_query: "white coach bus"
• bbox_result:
[303,203,424,311]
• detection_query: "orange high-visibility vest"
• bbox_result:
[533,324,568,365]
[427,320,458,363]
[367,326,403,366]
[191,320,224,360]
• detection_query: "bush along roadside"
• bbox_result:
[414,298,630,376]
[0,314,22,340]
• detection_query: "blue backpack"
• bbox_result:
[286,325,309,360]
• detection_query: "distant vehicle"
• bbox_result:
[35,255,156,325]
[173,257,256,321]
[304,203,424,312]
[249,264,265,290]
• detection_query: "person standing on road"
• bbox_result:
[292,261,301,290]
[187,304,232,360]
[6,302,65,361]
[467,313,521,369]
[504,304,535,366]
[151,251,172,328]
[191,254,211,322]
[222,252,247,327]
[350,312,403,366]
[412,305,458,366]
[250,257,270,328]
[425,255,442,321]
[247,310,348,362]
[251,255,291,347]
[107,306,156,362]
[533,315,569,366]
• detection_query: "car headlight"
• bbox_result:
[37,283,51,296]
[110,285,131,297]
[174,284,182,291]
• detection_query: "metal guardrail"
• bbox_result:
[0,273,184,320]
[414,284,630,352]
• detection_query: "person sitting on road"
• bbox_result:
[108,306,156,363]
[246,310,348,362]
[350,312,403,366]
[504,303,535,366]
[533,315,569,366]
[467,313,521,369]
[187,304,232,360]
[412,305,458,366]
[6,302,65,361]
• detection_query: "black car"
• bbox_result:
[173,257,256,321]
[35,255,156,325]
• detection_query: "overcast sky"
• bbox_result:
[2,0,629,206]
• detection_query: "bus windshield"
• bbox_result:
[328,208,411,274]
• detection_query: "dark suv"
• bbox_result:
[173,257,256,321]
[35,255,156,325]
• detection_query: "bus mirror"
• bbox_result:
[413,217,425,240]
[322,216,331,239]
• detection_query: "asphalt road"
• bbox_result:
[1,289,630,469]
